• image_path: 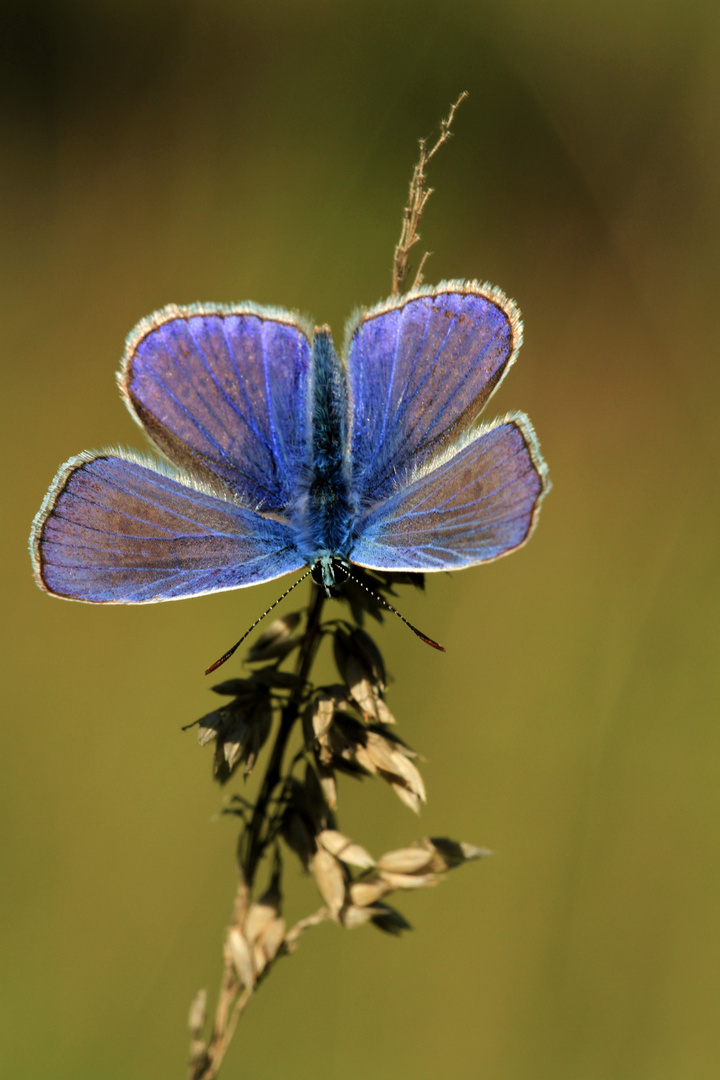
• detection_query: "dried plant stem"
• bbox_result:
[283,907,331,946]
[190,585,326,1080]
[188,570,486,1080]
[391,91,468,296]
[200,899,333,1078]
[200,984,253,1080]
[243,585,326,885]
[196,904,331,1080]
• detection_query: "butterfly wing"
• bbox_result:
[120,303,313,511]
[345,281,522,501]
[31,453,304,602]
[350,415,548,571]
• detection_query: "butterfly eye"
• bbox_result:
[310,562,325,588]
[330,559,351,586]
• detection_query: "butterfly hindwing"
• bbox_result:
[31,453,304,602]
[350,415,548,571]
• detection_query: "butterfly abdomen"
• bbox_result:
[303,329,354,559]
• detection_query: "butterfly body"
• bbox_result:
[31,282,550,606]
[302,328,354,572]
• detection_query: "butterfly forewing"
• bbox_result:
[120,304,313,511]
[345,282,522,503]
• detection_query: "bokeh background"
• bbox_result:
[2,2,719,1077]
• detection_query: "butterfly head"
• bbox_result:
[310,553,350,598]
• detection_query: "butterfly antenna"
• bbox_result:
[204,568,313,675]
[343,567,445,652]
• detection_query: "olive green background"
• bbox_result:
[2,2,719,1077]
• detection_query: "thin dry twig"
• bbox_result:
[391,91,468,297]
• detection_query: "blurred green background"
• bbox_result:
[2,1,719,1077]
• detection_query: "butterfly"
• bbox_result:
[30,280,549,635]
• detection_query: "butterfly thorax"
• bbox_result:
[299,330,355,570]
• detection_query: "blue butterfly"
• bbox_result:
[30,281,549,625]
